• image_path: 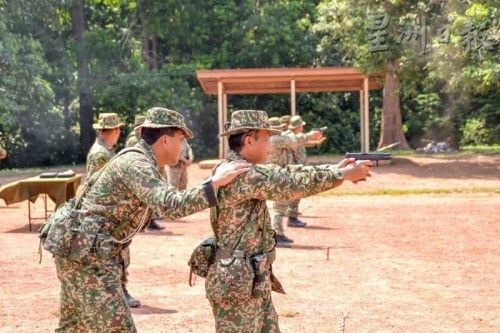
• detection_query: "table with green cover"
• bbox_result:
[0,174,82,231]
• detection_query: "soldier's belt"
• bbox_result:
[215,248,276,266]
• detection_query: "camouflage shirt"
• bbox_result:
[213,150,344,256]
[267,132,312,167]
[82,139,216,240]
[86,138,115,178]
[284,130,313,165]
[125,131,140,148]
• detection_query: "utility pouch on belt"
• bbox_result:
[187,236,217,286]
[38,199,107,262]
[251,250,275,298]
[205,249,255,302]
[37,147,144,263]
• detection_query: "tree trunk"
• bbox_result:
[140,6,155,70]
[378,60,410,150]
[151,32,158,70]
[71,0,94,157]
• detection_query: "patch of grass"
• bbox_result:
[460,144,500,155]
[320,187,500,196]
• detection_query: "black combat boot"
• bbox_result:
[147,219,165,230]
[276,235,292,248]
[123,286,141,308]
[287,217,307,228]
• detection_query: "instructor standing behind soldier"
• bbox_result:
[53,107,250,332]
[205,110,372,332]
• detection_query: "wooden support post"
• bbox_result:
[359,90,365,152]
[363,77,370,152]
[291,79,296,115]
[218,81,224,159]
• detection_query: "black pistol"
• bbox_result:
[345,152,392,166]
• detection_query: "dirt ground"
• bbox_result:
[0,155,499,333]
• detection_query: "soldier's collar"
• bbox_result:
[226,150,251,164]
[138,139,158,167]
[97,137,113,150]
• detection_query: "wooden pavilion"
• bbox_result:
[196,67,383,158]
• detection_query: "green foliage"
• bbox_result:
[0,0,497,169]
[461,117,491,145]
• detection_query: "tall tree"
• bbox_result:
[314,1,443,149]
[71,0,95,155]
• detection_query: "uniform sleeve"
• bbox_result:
[222,163,344,202]
[295,132,315,145]
[86,152,108,176]
[270,135,299,150]
[124,157,215,220]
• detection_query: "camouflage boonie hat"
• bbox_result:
[268,117,285,130]
[133,115,146,127]
[279,115,291,124]
[219,110,282,137]
[93,113,125,130]
[288,115,306,129]
[142,107,193,139]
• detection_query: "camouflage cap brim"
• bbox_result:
[92,123,125,130]
[141,123,194,139]
[218,127,281,137]
[288,120,306,129]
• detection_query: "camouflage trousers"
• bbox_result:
[271,200,292,236]
[286,199,300,218]
[169,163,188,190]
[55,255,136,332]
[209,296,280,333]
[120,247,130,285]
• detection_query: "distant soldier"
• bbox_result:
[205,110,372,332]
[169,138,194,190]
[125,115,146,147]
[86,113,124,179]
[279,115,291,130]
[267,117,324,247]
[53,107,251,332]
[283,115,325,227]
[0,132,7,161]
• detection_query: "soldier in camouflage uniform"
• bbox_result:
[125,115,146,147]
[0,132,7,161]
[267,117,325,247]
[283,115,325,228]
[205,110,372,333]
[86,113,143,308]
[55,107,251,332]
[86,113,124,179]
[279,115,291,130]
[169,137,194,190]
